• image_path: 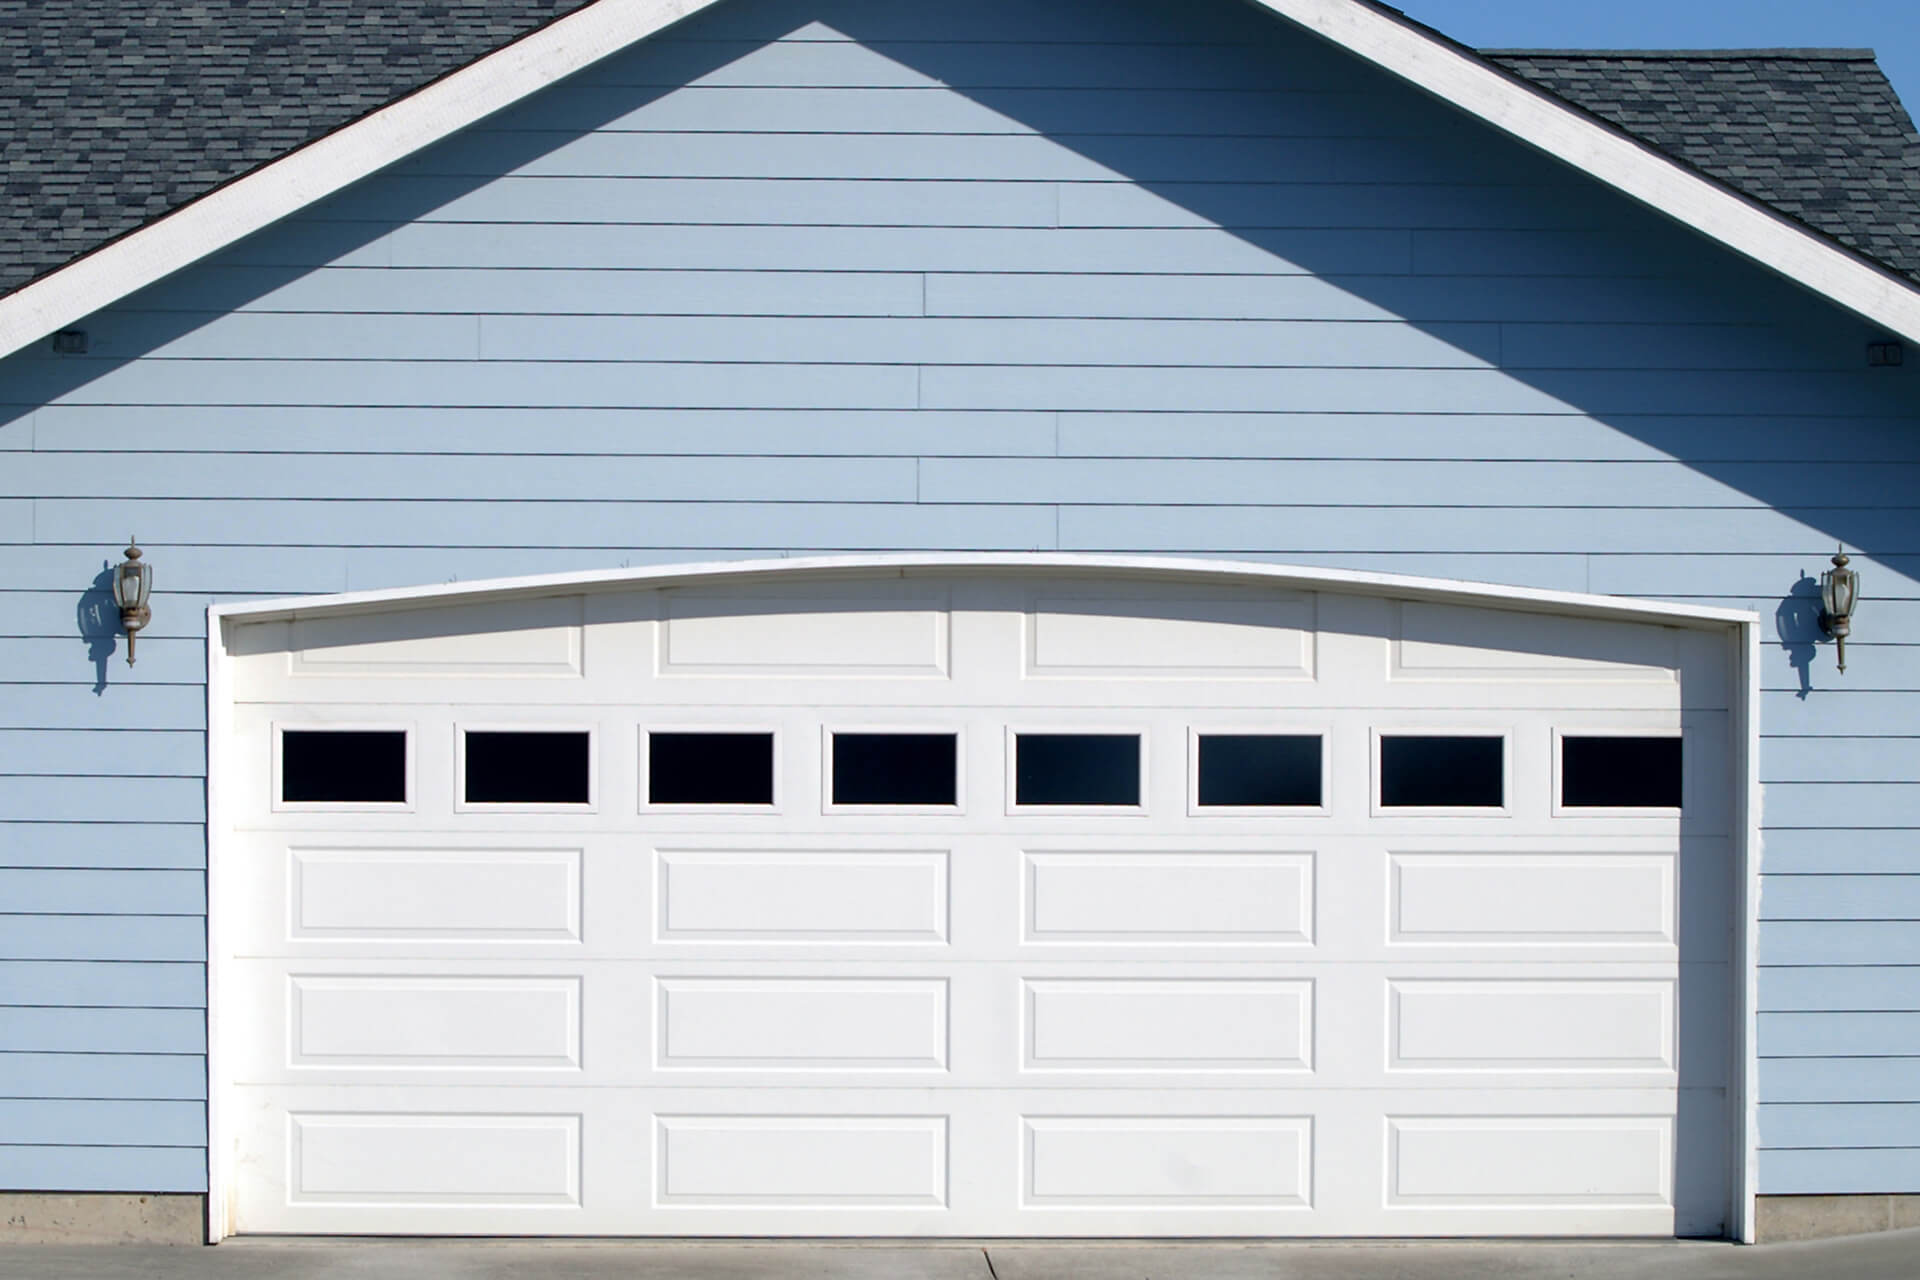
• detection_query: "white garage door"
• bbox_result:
[220,568,1736,1237]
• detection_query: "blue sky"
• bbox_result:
[1397,0,1920,112]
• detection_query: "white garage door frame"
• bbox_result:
[202,552,1765,1244]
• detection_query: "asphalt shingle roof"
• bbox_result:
[1,4,1918,299]
[1485,48,1920,283]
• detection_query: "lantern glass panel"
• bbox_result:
[114,560,151,611]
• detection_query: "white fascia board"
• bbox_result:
[1251,0,1920,344]
[206,552,1759,631]
[0,0,722,361]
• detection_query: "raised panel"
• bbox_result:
[1025,593,1314,679]
[288,977,581,1068]
[1390,981,1674,1071]
[657,978,948,1070]
[1023,1117,1312,1206]
[1024,852,1312,944]
[657,850,947,943]
[1388,1117,1672,1206]
[283,596,584,676]
[659,586,950,676]
[289,848,581,941]
[1024,980,1312,1072]
[1391,854,1674,944]
[1391,602,1679,681]
[288,1113,580,1205]
[655,1116,947,1206]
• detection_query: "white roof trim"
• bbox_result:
[1251,0,1920,343]
[208,552,1758,631]
[7,0,1920,360]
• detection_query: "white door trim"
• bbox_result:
[203,552,1761,1243]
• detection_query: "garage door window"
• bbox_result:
[277,728,408,806]
[1013,733,1142,808]
[1379,734,1505,809]
[1560,734,1683,810]
[830,732,959,807]
[461,729,593,807]
[647,731,776,806]
[1194,733,1323,808]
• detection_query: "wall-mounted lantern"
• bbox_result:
[112,538,153,666]
[1819,546,1861,674]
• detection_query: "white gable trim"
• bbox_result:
[6,0,1920,361]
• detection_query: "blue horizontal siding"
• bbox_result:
[1763,785,1920,831]
[16,454,1910,512]
[1762,1104,1920,1150]
[0,870,204,916]
[0,781,204,827]
[375,224,1408,274]
[31,500,1061,552]
[0,1008,204,1053]
[30,406,1058,459]
[10,452,922,503]
[1761,924,1920,966]
[0,731,206,780]
[918,458,1896,508]
[1763,877,1920,921]
[931,272,1834,328]
[14,358,923,410]
[0,1145,205,1193]
[137,266,929,319]
[1759,1148,1920,1194]
[0,963,204,1009]
[1761,1058,1920,1104]
[0,1053,204,1100]
[0,916,204,963]
[1761,968,1920,1013]
[1760,1014,1920,1058]
[0,825,206,871]
[1761,738,1920,785]
[921,365,1905,416]
[1056,506,1920,556]
[404,130,1348,183]
[1761,829,1920,875]
[0,1099,204,1148]
[0,687,206,731]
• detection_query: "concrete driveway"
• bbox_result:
[3,1232,1920,1280]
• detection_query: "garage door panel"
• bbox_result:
[233,1085,1705,1236]
[224,569,1733,1237]
[230,957,1708,1091]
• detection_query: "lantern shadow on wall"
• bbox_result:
[76,564,119,695]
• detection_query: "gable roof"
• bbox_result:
[1486,48,1920,283]
[3,0,1920,359]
